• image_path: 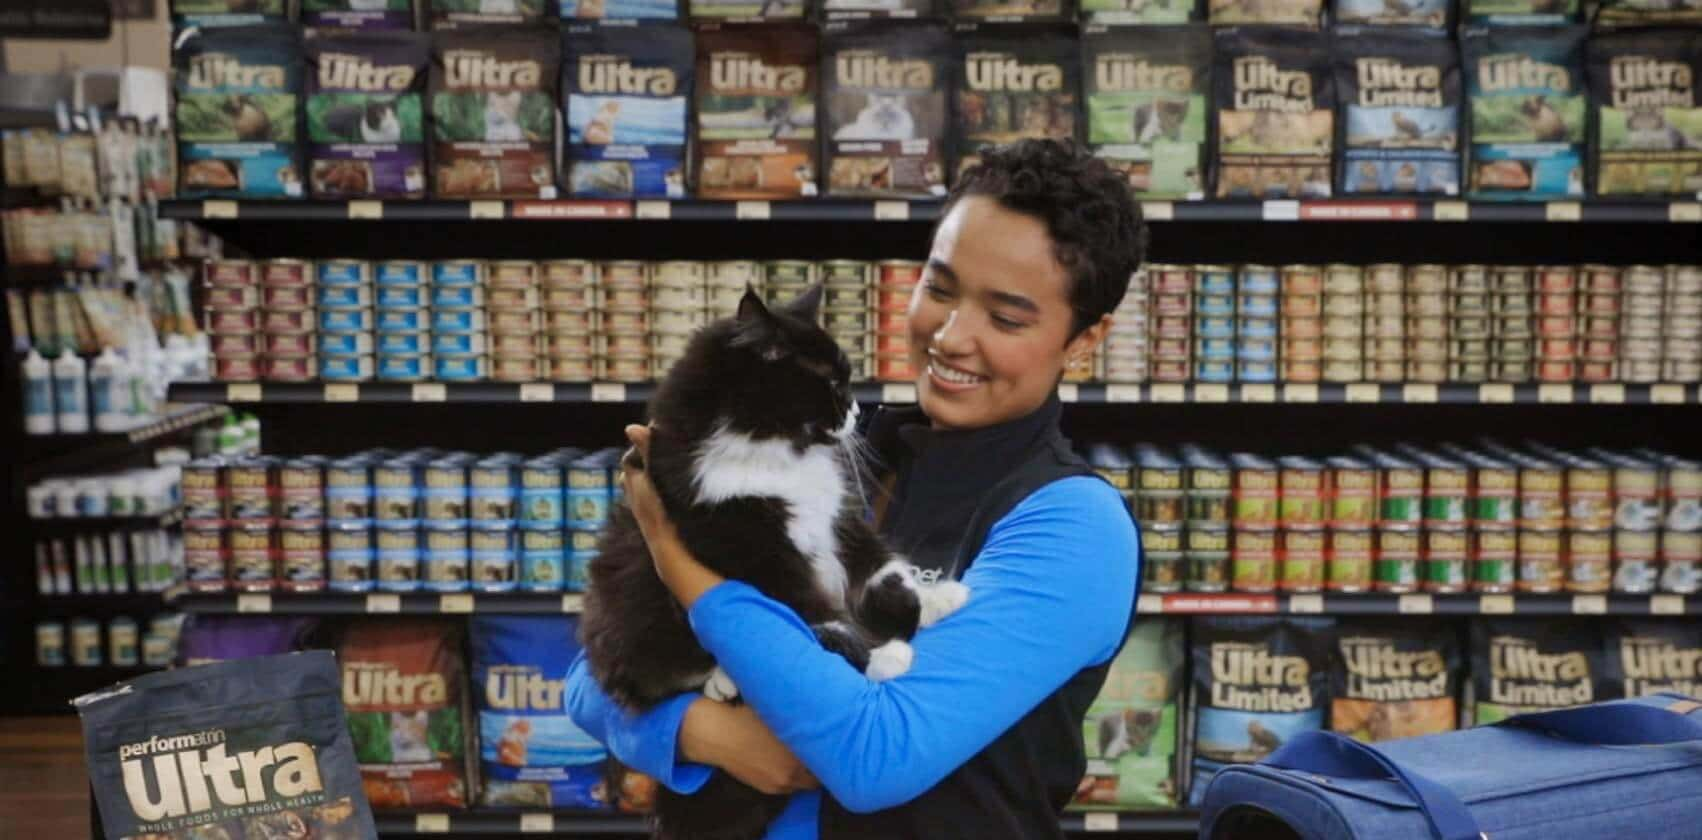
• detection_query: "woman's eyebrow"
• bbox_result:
[986,289,1039,314]
[926,258,957,282]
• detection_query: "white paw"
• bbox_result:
[917,581,970,628]
[870,559,918,592]
[703,666,740,702]
[865,639,914,682]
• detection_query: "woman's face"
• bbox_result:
[908,195,1109,431]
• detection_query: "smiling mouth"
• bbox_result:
[927,354,988,386]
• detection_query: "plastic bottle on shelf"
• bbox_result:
[53,352,89,433]
[22,348,56,435]
[240,412,261,453]
[91,348,129,432]
[217,415,245,454]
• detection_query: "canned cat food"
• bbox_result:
[263,334,318,358]
[1186,527,1231,593]
[1141,527,1184,593]
[1612,459,1662,531]
[279,524,325,592]
[1614,528,1658,594]
[377,260,424,287]
[372,459,419,523]
[36,621,65,667]
[1375,528,1421,593]
[185,524,228,591]
[182,459,226,525]
[320,354,375,382]
[544,357,594,384]
[377,354,431,382]
[1328,457,1377,528]
[519,459,564,526]
[227,457,276,523]
[325,458,373,524]
[602,354,651,383]
[471,522,518,593]
[1422,527,1468,593]
[369,332,425,356]
[376,524,420,592]
[1232,454,1279,529]
[320,284,376,309]
[1470,460,1518,528]
[436,354,488,381]
[206,285,261,311]
[1567,461,1614,531]
[207,259,258,287]
[1422,459,1470,528]
[469,459,517,523]
[567,456,611,531]
[1470,528,1517,593]
[488,260,539,289]
[1377,455,1424,527]
[423,524,469,592]
[315,259,368,287]
[433,260,482,287]
[1280,528,1326,592]
[375,308,428,334]
[107,617,138,667]
[1566,529,1612,593]
[229,523,275,592]
[542,286,593,310]
[327,521,374,593]
[279,457,325,524]
[1279,457,1327,529]
[377,285,429,310]
[207,308,261,335]
[521,525,567,592]
[1519,459,1566,530]
[1327,528,1373,592]
[601,260,647,288]
[319,308,374,333]
[71,619,101,667]
[1518,529,1565,593]
[489,286,542,311]
[264,258,310,287]
[1232,528,1277,592]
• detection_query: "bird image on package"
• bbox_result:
[1472,618,1610,725]
[430,27,559,199]
[953,30,1080,177]
[1462,25,1587,201]
[1334,29,1460,196]
[302,0,417,30]
[694,25,819,200]
[822,22,951,199]
[1606,618,1702,699]
[1213,27,1333,199]
[1072,619,1183,811]
[472,616,613,808]
[1330,620,1459,743]
[339,619,472,809]
[307,32,430,199]
[174,24,305,199]
[1083,24,1211,199]
[563,22,693,198]
[1588,29,1702,197]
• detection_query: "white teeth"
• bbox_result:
[930,361,986,386]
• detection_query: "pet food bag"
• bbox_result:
[1081,0,1200,25]
[1334,0,1450,26]
[339,619,472,809]
[694,24,820,200]
[563,22,693,198]
[171,0,290,30]
[1588,28,1702,197]
[690,0,807,21]
[174,24,305,199]
[1213,26,1333,199]
[953,29,1080,177]
[1334,28,1460,196]
[1207,0,1321,27]
[951,0,1075,23]
[78,650,376,840]
[472,616,613,808]
[1607,619,1702,699]
[302,0,418,30]
[560,0,681,20]
[822,22,951,199]
[1463,0,1578,25]
[177,615,316,666]
[1331,620,1460,743]
[306,32,431,199]
[430,26,559,199]
[428,0,551,28]
[1083,24,1211,199]
[1472,618,1613,725]
[1462,25,1587,201]
[822,0,941,20]
[1072,619,1183,811]
[1189,616,1333,806]
[1598,0,1702,27]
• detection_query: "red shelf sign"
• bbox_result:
[1299,202,1419,221]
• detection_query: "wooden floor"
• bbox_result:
[0,716,89,840]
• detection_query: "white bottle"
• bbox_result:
[241,413,261,454]
[91,348,127,432]
[22,349,56,435]
[53,352,89,434]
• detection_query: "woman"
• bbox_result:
[566,139,1147,839]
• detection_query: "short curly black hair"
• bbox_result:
[944,139,1148,338]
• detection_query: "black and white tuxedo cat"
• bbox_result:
[579,285,968,840]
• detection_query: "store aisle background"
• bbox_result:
[0,716,89,839]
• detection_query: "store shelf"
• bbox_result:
[28,510,182,534]
[18,404,230,477]
[157,197,1702,224]
[168,381,1700,407]
[174,591,587,615]
[370,809,1196,836]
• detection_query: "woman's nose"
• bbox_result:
[932,309,970,354]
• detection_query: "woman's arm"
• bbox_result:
[687,476,1139,813]
[563,651,714,794]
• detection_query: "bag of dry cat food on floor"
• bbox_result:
[953,29,1080,178]
[1472,618,1612,725]
[1333,0,1449,26]
[177,615,316,665]
[339,619,472,809]
[1334,28,1460,196]
[174,24,305,199]
[1606,618,1702,699]
[1588,29,1702,198]
[1461,25,1587,201]
[1081,0,1200,25]
[1207,0,1321,28]
[302,0,418,30]
[171,0,290,30]
[1083,24,1211,199]
[1331,620,1459,743]
[1072,619,1183,811]
[563,21,693,198]
[694,24,819,200]
[951,0,1074,23]
[1462,0,1578,25]
[77,650,376,840]
[472,616,612,809]
[1213,26,1333,199]
[822,21,951,199]
[1188,616,1333,807]
[430,26,559,199]
[306,31,430,199]
[428,0,551,28]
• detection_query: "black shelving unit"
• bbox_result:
[363,808,1199,837]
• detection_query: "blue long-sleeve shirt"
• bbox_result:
[565,475,1138,837]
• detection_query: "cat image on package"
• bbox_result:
[1213,26,1333,199]
[428,0,550,27]
[1462,26,1586,201]
[690,0,807,20]
[954,31,1080,177]
[472,616,613,809]
[1463,0,1578,25]
[1472,618,1612,725]
[1607,619,1702,699]
[430,26,559,198]
[1080,0,1199,25]
[303,0,418,30]
[1084,24,1210,199]
[823,22,950,199]
[339,619,471,809]
[1072,619,1183,811]
[1207,0,1321,27]
[1588,29,1702,197]
[1330,620,1459,743]
[1334,0,1449,26]
[1334,29,1460,196]
[171,0,290,30]
[564,23,692,198]
[694,25,819,199]
[307,32,430,199]
[174,24,305,199]
[951,0,1074,22]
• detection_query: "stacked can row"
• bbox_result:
[1092,442,1702,596]
[35,614,183,669]
[205,259,317,381]
[178,447,625,594]
[1102,270,1148,383]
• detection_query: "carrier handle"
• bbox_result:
[1264,732,1484,840]
[1501,693,1702,746]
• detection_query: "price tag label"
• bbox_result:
[202,200,239,219]
[590,383,627,403]
[1056,383,1079,403]
[1139,201,1174,221]
[468,201,505,219]
[1262,200,1300,221]
[1479,594,1515,615]
[366,593,401,614]
[1432,201,1469,221]
[1083,813,1119,832]
[1403,383,1439,403]
[439,593,474,614]
[324,383,359,403]
[414,814,450,834]
[1242,383,1277,403]
[635,200,671,219]
[1479,384,1514,404]
[226,383,262,402]
[1137,593,1164,615]
[1538,384,1573,404]
[1398,594,1434,614]
[882,383,917,403]
[1572,594,1608,615]
[873,201,910,221]
[1346,383,1380,403]
[1289,594,1324,614]
[1590,384,1627,404]
[1195,383,1229,403]
[1652,384,1686,404]
[1669,202,1702,223]
[237,593,272,614]
[411,383,447,402]
[1150,383,1185,403]
[735,201,772,220]
[347,200,383,220]
[1545,202,1582,222]
[1283,384,1320,403]
[1651,595,1685,615]
[519,813,554,833]
[1106,384,1141,403]
[519,383,555,402]
[562,594,585,613]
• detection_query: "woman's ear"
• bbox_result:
[1065,313,1113,364]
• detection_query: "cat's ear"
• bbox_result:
[736,287,774,326]
[782,282,824,323]
[732,288,789,361]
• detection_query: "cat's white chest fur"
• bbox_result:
[690,427,849,603]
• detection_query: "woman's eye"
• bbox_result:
[924,281,952,301]
[992,314,1026,330]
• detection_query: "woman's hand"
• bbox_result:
[679,697,819,796]
[620,424,725,609]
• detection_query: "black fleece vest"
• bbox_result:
[820,396,1138,840]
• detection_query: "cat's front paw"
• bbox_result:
[703,666,740,703]
[917,581,970,628]
[865,639,914,682]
